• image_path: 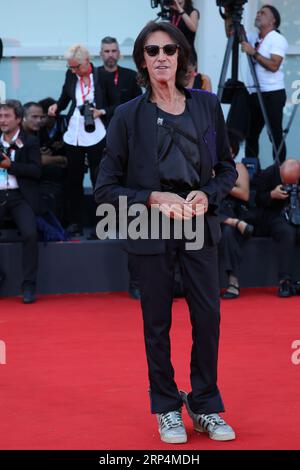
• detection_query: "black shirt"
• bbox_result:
[157,107,201,198]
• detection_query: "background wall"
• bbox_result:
[0,0,299,169]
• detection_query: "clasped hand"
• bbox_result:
[149,191,208,220]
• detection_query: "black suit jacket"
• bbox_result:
[2,130,42,214]
[56,63,106,123]
[97,65,142,123]
[94,89,237,254]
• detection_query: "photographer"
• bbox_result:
[240,5,288,163]
[256,159,300,297]
[48,44,106,236]
[170,0,200,63]
[0,100,41,304]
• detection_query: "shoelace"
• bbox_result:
[199,414,226,431]
[159,411,183,430]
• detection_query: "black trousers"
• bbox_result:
[245,90,287,163]
[0,190,38,291]
[65,140,105,226]
[133,236,224,415]
[270,217,300,280]
[128,254,139,290]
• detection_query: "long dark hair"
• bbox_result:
[133,21,191,90]
[262,4,281,33]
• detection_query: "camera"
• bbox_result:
[282,184,300,227]
[151,0,173,7]
[216,0,247,7]
[79,100,95,133]
[0,143,10,163]
[151,0,174,21]
[216,0,247,23]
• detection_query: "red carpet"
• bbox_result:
[0,289,300,450]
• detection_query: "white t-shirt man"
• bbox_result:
[246,30,288,93]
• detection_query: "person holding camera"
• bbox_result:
[241,5,288,164]
[170,0,200,63]
[0,100,41,303]
[48,44,106,236]
[256,158,300,297]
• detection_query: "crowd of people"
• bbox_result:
[0,0,209,303]
[0,2,298,303]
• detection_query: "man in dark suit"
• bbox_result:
[48,44,107,236]
[256,158,300,297]
[98,36,142,125]
[0,100,41,303]
[95,21,237,444]
[22,100,67,221]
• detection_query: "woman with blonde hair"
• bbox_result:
[48,44,107,236]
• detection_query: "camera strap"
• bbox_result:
[79,75,92,103]
[171,14,181,27]
[114,68,119,87]
[157,118,199,145]
[254,36,264,51]
[157,117,200,172]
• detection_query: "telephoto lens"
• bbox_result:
[82,100,95,133]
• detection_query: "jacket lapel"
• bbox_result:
[92,64,100,105]
[10,129,26,163]
[70,72,77,102]
[130,91,161,190]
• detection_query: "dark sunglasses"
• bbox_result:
[144,44,179,57]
